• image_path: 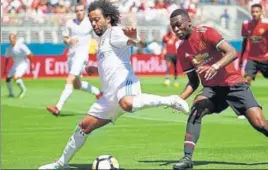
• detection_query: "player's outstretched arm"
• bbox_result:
[123,27,147,48]
[4,57,10,76]
[180,70,200,100]
[239,38,247,67]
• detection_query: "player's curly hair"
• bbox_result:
[88,0,120,26]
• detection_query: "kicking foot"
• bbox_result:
[173,156,193,170]
[173,82,180,88]
[38,161,69,170]
[169,95,190,115]
[46,106,60,116]
[18,90,26,99]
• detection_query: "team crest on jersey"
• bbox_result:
[192,52,210,64]
[250,35,262,43]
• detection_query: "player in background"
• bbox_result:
[240,4,268,84]
[162,26,180,87]
[4,33,33,98]
[38,1,189,169]
[46,4,102,116]
[169,9,268,170]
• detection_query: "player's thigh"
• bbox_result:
[171,54,177,67]
[245,60,258,80]
[196,87,229,114]
[117,79,142,102]
[14,63,28,78]
[88,97,123,123]
[7,65,16,78]
[259,60,268,78]
[68,57,86,77]
[226,82,261,115]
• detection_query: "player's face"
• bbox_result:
[251,7,262,20]
[75,5,85,21]
[170,15,191,40]
[9,34,16,46]
[89,9,110,37]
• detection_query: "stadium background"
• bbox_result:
[2,0,268,78]
[2,0,268,169]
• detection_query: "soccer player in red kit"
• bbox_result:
[240,4,268,84]
[170,9,268,170]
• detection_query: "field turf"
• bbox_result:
[2,76,268,169]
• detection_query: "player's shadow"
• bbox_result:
[138,160,268,167]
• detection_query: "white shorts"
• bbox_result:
[88,80,142,122]
[8,62,28,78]
[67,52,88,76]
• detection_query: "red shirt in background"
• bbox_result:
[163,32,178,54]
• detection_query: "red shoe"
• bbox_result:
[96,92,103,100]
[46,106,60,116]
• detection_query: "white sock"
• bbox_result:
[56,84,73,111]
[7,80,14,95]
[80,81,100,95]
[132,93,172,112]
[58,126,88,165]
[16,79,26,91]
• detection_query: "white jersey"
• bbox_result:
[62,16,93,57]
[5,41,31,66]
[97,26,138,100]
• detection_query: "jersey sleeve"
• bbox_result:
[205,27,224,49]
[177,50,195,73]
[21,44,31,55]
[110,27,129,48]
[241,20,249,37]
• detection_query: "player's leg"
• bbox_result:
[74,76,102,99]
[117,79,189,114]
[164,55,172,86]
[226,82,268,137]
[13,62,28,98]
[38,115,110,169]
[6,65,15,97]
[259,60,268,79]
[244,60,258,85]
[172,55,179,87]
[173,87,229,170]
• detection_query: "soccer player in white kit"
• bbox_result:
[39,1,189,169]
[4,33,33,98]
[46,4,102,116]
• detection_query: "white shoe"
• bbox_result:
[169,95,190,115]
[237,115,246,119]
[164,79,171,86]
[38,162,69,170]
[18,89,26,99]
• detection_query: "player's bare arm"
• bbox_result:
[240,37,247,66]
[4,57,10,75]
[180,70,200,100]
[197,40,236,80]
[63,36,78,46]
[27,53,34,72]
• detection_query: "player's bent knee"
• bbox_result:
[6,77,12,83]
[187,98,213,123]
[119,96,133,112]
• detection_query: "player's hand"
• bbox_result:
[85,66,98,75]
[30,64,34,72]
[69,38,78,46]
[123,27,137,39]
[196,65,210,74]
[265,53,268,58]
[204,66,218,80]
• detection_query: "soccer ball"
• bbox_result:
[92,155,120,170]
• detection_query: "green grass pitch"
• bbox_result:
[2,76,268,169]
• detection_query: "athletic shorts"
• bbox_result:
[165,54,177,65]
[198,82,261,115]
[8,62,28,78]
[88,80,142,122]
[245,59,268,80]
[67,52,87,76]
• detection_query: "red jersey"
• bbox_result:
[241,19,268,61]
[177,26,244,87]
[163,32,178,54]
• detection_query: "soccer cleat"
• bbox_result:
[46,106,60,116]
[169,95,190,115]
[237,115,246,119]
[18,90,26,99]
[8,94,15,98]
[164,79,171,87]
[174,81,180,88]
[96,92,103,99]
[38,161,69,170]
[173,156,194,170]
